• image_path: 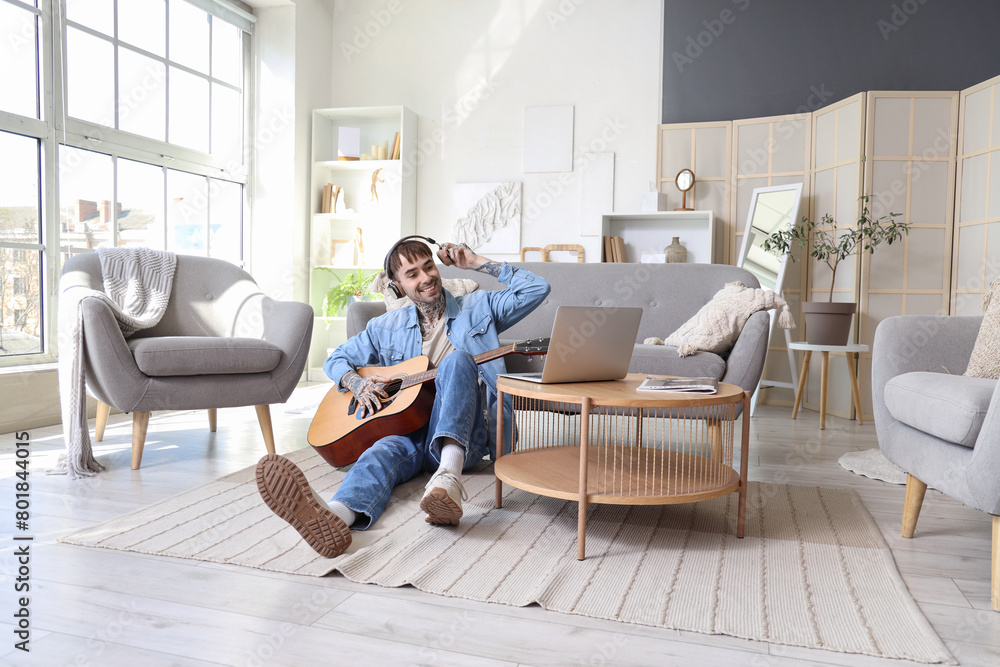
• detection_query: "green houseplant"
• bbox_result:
[761,193,909,344]
[315,267,377,318]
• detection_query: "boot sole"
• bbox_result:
[255,454,351,558]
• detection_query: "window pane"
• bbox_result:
[167,169,207,254]
[168,66,209,152]
[0,248,42,357]
[170,0,209,74]
[211,83,241,163]
[66,0,113,37]
[0,132,40,243]
[119,0,166,57]
[119,48,167,141]
[209,178,241,263]
[118,159,165,249]
[59,146,114,251]
[211,18,241,86]
[66,27,115,127]
[0,2,39,118]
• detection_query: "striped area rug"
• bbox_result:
[60,447,954,664]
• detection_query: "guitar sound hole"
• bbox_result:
[381,378,403,404]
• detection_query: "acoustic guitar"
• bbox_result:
[307,338,550,467]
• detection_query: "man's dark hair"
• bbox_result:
[387,239,434,280]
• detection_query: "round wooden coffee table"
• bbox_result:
[494,374,750,559]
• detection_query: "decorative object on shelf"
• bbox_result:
[541,244,585,262]
[330,238,353,266]
[314,267,377,317]
[337,127,360,161]
[370,168,384,202]
[761,193,908,345]
[674,168,695,211]
[390,131,401,159]
[320,184,344,214]
[641,180,668,212]
[353,226,365,266]
[665,236,687,263]
[453,181,522,253]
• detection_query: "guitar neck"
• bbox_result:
[399,342,518,390]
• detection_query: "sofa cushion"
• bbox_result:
[656,281,794,356]
[885,371,996,448]
[128,336,282,377]
[965,276,1000,378]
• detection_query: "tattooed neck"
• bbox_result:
[473,260,502,278]
[416,295,446,335]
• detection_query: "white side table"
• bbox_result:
[788,342,869,430]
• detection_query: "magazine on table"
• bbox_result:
[637,375,719,394]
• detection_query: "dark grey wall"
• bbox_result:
[662,0,1000,123]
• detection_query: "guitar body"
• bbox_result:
[307,357,437,467]
[306,338,549,469]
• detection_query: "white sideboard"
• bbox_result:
[601,210,714,263]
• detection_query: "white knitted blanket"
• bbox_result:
[54,248,176,478]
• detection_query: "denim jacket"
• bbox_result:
[323,262,551,459]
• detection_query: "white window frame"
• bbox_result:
[0,0,255,368]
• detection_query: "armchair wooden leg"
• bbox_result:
[255,405,276,455]
[95,401,111,442]
[992,515,999,612]
[902,474,928,538]
[131,411,151,470]
[208,408,217,433]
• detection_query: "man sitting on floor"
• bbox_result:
[256,237,550,557]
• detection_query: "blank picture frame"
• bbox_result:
[524,105,574,173]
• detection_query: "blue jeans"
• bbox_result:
[331,350,489,529]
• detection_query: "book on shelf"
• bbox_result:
[321,183,333,214]
[613,235,626,262]
[603,235,613,262]
[390,131,401,160]
[636,375,719,394]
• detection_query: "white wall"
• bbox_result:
[326,0,663,263]
[251,0,334,302]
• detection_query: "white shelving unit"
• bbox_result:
[308,105,417,380]
[601,210,714,263]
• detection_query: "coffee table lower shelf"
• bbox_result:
[494,375,750,560]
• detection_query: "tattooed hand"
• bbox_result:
[436,242,502,277]
[340,370,391,418]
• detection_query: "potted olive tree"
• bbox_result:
[761,193,909,345]
[314,267,377,318]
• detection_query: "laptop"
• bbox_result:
[499,306,642,383]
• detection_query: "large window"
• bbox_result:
[0,0,253,364]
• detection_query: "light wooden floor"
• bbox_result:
[1,385,998,666]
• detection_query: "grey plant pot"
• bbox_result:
[801,301,856,345]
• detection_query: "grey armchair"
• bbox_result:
[60,253,313,469]
[872,315,1000,611]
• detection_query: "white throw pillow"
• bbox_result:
[370,271,480,311]
[644,281,795,356]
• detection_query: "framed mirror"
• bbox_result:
[736,182,803,413]
[736,182,804,292]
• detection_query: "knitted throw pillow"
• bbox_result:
[644,281,795,357]
[370,271,480,311]
[964,276,1000,378]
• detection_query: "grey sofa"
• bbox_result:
[60,253,313,469]
[346,262,771,398]
[872,315,999,611]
